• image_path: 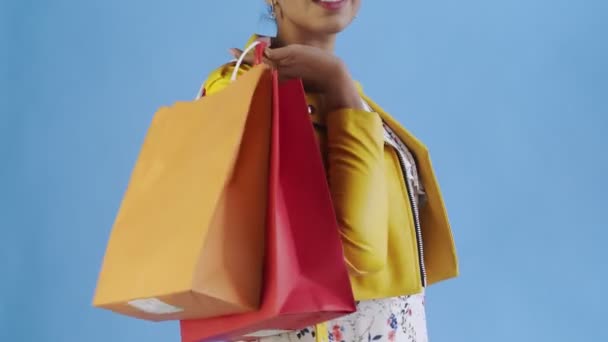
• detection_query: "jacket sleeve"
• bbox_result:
[202,66,389,275]
[326,109,389,275]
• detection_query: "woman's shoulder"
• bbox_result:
[200,34,270,97]
[200,61,253,97]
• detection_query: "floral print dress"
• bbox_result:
[255,103,429,342]
[255,293,427,342]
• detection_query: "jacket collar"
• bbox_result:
[360,93,429,158]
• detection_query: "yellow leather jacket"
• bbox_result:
[201,37,459,300]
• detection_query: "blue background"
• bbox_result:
[2,0,607,341]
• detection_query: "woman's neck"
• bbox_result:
[273,26,336,52]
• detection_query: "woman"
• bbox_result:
[200,1,458,341]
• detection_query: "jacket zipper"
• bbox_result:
[387,135,427,288]
[360,99,427,287]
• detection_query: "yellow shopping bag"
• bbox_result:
[94,65,273,321]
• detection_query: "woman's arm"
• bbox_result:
[202,60,389,275]
[325,106,388,275]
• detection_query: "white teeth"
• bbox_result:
[320,0,342,2]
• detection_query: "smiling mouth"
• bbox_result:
[313,0,348,11]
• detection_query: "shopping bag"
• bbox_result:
[180,71,356,342]
[93,64,273,321]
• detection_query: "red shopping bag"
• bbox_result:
[180,71,356,342]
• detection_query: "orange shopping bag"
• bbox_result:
[180,66,356,342]
[93,64,273,321]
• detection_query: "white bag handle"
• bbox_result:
[195,40,265,100]
[230,40,263,82]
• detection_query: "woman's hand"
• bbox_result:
[229,44,364,112]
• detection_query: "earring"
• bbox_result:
[269,1,276,19]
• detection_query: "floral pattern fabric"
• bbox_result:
[255,293,427,342]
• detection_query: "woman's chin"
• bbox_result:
[310,19,352,35]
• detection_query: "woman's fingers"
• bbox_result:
[264,45,297,61]
[261,56,278,69]
[229,45,303,82]
[229,48,256,65]
[228,48,241,57]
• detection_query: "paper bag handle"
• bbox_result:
[195,40,269,100]
[230,40,268,82]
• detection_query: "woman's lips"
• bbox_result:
[313,0,347,11]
